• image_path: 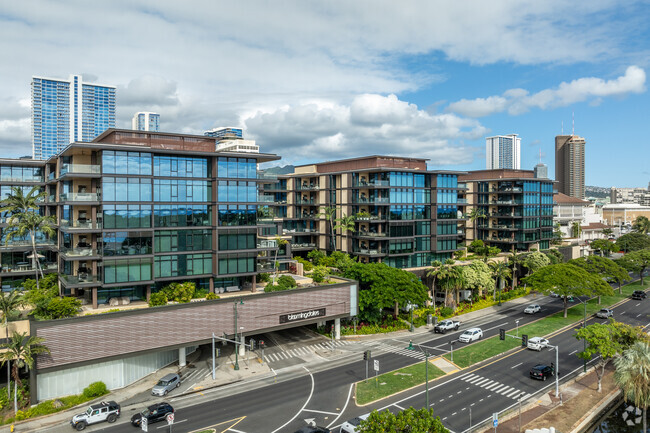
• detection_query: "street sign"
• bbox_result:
[492,412,498,427]
[493,419,498,427]
[141,417,148,432]
[373,359,379,371]
[167,413,174,425]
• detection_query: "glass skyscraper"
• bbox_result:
[486,134,521,170]
[32,75,116,160]
[132,112,160,132]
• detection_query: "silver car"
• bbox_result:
[151,373,180,396]
[340,413,370,433]
[527,337,549,351]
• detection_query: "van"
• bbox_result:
[151,373,180,396]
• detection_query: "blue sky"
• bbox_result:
[0,1,648,186]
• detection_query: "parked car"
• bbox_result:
[524,304,541,314]
[340,413,370,433]
[529,364,553,381]
[70,401,120,431]
[596,308,614,319]
[130,402,174,427]
[549,292,560,298]
[434,319,461,334]
[631,290,647,300]
[294,426,331,433]
[527,337,549,351]
[458,328,483,343]
[151,373,180,396]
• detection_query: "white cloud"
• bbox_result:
[447,66,646,117]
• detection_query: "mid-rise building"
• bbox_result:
[533,162,548,179]
[486,134,521,170]
[205,127,259,153]
[132,112,160,132]
[610,186,650,206]
[32,75,116,160]
[555,134,585,199]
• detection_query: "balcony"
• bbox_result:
[296,184,319,191]
[60,164,101,176]
[60,246,98,257]
[353,248,386,256]
[60,193,100,202]
[290,243,316,249]
[257,172,278,180]
[257,195,276,203]
[357,231,387,237]
[457,182,468,189]
[47,172,56,181]
[355,180,390,187]
[1,263,57,274]
[295,199,316,205]
[456,198,468,204]
[60,219,102,230]
[356,215,382,221]
[0,239,56,249]
[60,274,100,285]
[353,197,389,204]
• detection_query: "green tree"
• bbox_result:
[544,249,564,264]
[46,297,81,319]
[632,216,650,234]
[590,239,617,257]
[307,249,326,265]
[272,235,289,284]
[522,251,551,276]
[434,263,465,308]
[317,206,337,251]
[461,260,495,298]
[569,255,631,298]
[310,265,329,283]
[614,342,650,433]
[23,273,70,320]
[334,213,356,252]
[551,223,563,245]
[601,228,614,237]
[507,249,525,288]
[358,407,449,433]
[464,208,486,243]
[426,260,443,306]
[617,232,650,253]
[571,221,582,238]
[489,261,511,304]
[0,331,50,414]
[0,290,26,400]
[576,322,648,392]
[344,263,428,322]
[617,248,650,286]
[524,263,613,318]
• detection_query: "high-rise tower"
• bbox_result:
[555,135,586,199]
[132,112,160,132]
[31,74,116,159]
[486,134,521,169]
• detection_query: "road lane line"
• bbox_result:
[304,409,340,415]
[394,404,405,410]
[326,383,354,429]
[484,322,509,332]
[271,366,314,433]
[569,350,577,355]
[510,362,522,369]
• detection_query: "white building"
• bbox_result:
[206,127,259,153]
[486,134,521,170]
[132,112,160,132]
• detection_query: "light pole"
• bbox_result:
[515,319,520,337]
[233,299,244,371]
[450,340,456,363]
[410,305,414,332]
[549,344,559,397]
[406,342,430,408]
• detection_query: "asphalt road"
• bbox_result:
[50,292,648,433]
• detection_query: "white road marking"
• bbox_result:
[327,383,354,429]
[304,409,340,415]
[474,378,490,386]
[479,398,484,402]
[569,350,577,355]
[394,404,405,410]
[621,311,626,315]
[480,380,494,388]
[271,366,314,433]
[510,362,523,369]
[452,412,457,416]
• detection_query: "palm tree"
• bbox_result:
[0,291,26,400]
[632,216,650,235]
[464,208,487,242]
[0,331,50,414]
[489,261,512,306]
[614,342,650,433]
[571,220,582,238]
[272,235,289,284]
[317,206,337,251]
[508,249,524,289]
[426,260,443,307]
[334,213,356,251]
[435,261,465,308]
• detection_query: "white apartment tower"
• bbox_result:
[486,134,521,170]
[132,112,160,132]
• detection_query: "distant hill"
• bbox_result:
[585,185,610,198]
[264,165,295,175]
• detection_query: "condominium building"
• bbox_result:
[486,134,521,170]
[610,186,650,206]
[258,156,466,269]
[205,127,259,153]
[459,169,555,251]
[555,134,585,199]
[32,75,116,160]
[132,112,160,132]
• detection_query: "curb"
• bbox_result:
[569,388,621,433]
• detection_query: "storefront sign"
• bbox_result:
[280,308,326,324]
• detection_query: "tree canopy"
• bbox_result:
[590,239,617,257]
[617,248,650,285]
[569,255,631,293]
[614,342,650,433]
[461,260,495,296]
[523,263,613,317]
[521,251,551,276]
[616,232,650,252]
[358,407,449,433]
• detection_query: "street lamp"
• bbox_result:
[515,320,520,337]
[407,342,431,408]
[410,305,414,332]
[233,298,244,371]
[450,340,457,363]
[548,343,560,397]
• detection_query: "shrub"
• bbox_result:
[148,292,168,307]
[439,306,454,318]
[193,288,208,299]
[294,256,314,272]
[82,381,108,399]
[161,281,195,303]
[310,265,329,283]
[47,297,82,319]
[258,272,271,283]
[307,249,326,265]
[206,292,220,300]
[277,275,297,289]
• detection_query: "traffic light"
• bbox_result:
[499,329,505,340]
[250,338,256,350]
[260,340,265,350]
[363,350,371,361]
[522,334,528,347]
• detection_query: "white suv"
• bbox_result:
[70,401,120,430]
[527,337,549,351]
[458,328,483,343]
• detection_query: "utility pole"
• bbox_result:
[233,299,244,371]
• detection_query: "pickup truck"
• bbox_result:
[434,319,461,334]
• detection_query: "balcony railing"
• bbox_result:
[353,248,385,255]
[290,243,316,249]
[356,180,390,187]
[47,172,56,181]
[456,198,468,204]
[457,182,468,189]
[257,172,278,180]
[296,185,319,191]
[353,197,389,204]
[257,195,276,203]
[295,199,316,205]
[60,193,100,202]
[356,215,382,221]
[60,247,97,257]
[0,239,56,248]
[60,164,101,176]
[60,274,100,285]
[357,231,387,237]
[60,219,102,229]
[1,263,57,273]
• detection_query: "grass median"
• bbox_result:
[356,360,445,405]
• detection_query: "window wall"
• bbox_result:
[389,205,429,220]
[153,204,210,227]
[102,178,152,202]
[218,233,256,251]
[389,172,426,187]
[103,258,152,284]
[153,179,211,202]
[217,181,257,202]
[154,230,212,253]
[102,151,152,175]
[153,156,209,178]
[0,166,43,182]
[103,205,151,229]
[437,174,458,188]
[217,157,257,179]
[218,205,256,226]
[102,231,152,256]
[154,253,212,278]
[218,253,256,275]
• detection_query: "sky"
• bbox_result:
[0,1,649,187]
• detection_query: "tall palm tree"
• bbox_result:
[489,260,512,305]
[614,342,650,433]
[435,262,465,308]
[317,206,337,251]
[334,213,356,251]
[464,208,487,242]
[632,216,650,235]
[0,291,26,400]
[0,331,50,414]
[507,249,524,289]
[571,220,582,238]
[426,260,443,307]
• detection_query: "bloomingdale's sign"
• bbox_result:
[280,308,326,324]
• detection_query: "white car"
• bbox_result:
[340,413,370,433]
[527,337,549,351]
[458,328,483,343]
[524,304,541,314]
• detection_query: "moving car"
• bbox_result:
[527,337,549,351]
[434,319,461,334]
[596,308,614,319]
[340,413,370,433]
[632,290,647,300]
[294,426,331,433]
[70,401,120,431]
[458,328,483,343]
[130,402,174,427]
[151,373,181,396]
[524,304,541,314]
[529,364,553,381]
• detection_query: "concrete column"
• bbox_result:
[179,347,186,367]
[209,277,214,294]
[238,338,245,356]
[92,288,98,309]
[335,318,341,340]
[146,285,151,303]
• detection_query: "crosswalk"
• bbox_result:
[361,341,429,361]
[459,373,530,400]
[182,366,211,384]
[263,340,351,363]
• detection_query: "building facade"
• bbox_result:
[459,169,554,251]
[555,134,585,199]
[32,75,116,160]
[610,186,650,206]
[486,134,521,170]
[132,112,160,132]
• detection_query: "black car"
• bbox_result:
[632,290,647,300]
[130,402,174,426]
[294,426,331,433]
[529,364,553,381]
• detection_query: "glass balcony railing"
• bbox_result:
[357,231,387,237]
[60,164,101,176]
[290,243,316,249]
[60,193,100,202]
[295,199,316,205]
[60,274,100,285]
[60,219,102,229]
[296,184,319,191]
[257,195,276,203]
[47,172,56,181]
[1,263,57,273]
[257,172,278,180]
[60,247,97,257]
[354,197,389,204]
[457,198,468,204]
